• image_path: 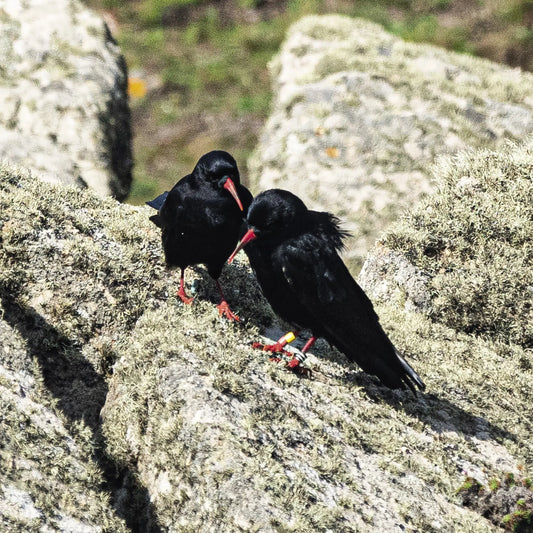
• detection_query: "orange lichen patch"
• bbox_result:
[128,77,147,98]
[325,146,340,158]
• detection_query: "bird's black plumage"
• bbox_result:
[146,191,168,211]
[147,150,253,320]
[230,189,425,393]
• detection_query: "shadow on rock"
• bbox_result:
[0,291,161,533]
[340,369,519,447]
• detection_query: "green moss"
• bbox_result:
[456,476,483,495]
[506,472,517,487]
[502,508,533,532]
[490,478,502,491]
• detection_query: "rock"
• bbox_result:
[358,245,433,314]
[457,475,533,531]
[249,15,533,270]
[1,154,532,531]
[0,0,132,200]
[0,312,128,532]
[360,138,533,349]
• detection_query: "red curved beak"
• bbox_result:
[228,229,257,263]
[223,178,244,211]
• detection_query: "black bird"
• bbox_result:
[148,150,253,321]
[228,189,425,393]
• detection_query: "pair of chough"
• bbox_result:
[147,151,424,394]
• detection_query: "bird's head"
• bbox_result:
[195,150,244,211]
[228,189,307,262]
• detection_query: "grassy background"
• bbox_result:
[81,0,533,204]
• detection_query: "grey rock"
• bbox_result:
[360,137,533,348]
[2,14,533,527]
[0,0,132,199]
[358,246,433,313]
[2,159,531,531]
[250,15,533,270]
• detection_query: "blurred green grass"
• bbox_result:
[82,0,533,204]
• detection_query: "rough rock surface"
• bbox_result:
[1,140,532,531]
[249,15,533,270]
[358,135,533,530]
[359,138,533,350]
[0,0,132,199]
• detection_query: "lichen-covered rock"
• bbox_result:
[1,156,532,531]
[249,15,533,270]
[360,138,533,349]
[0,289,128,530]
[0,0,132,199]
[358,245,433,314]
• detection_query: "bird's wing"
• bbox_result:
[280,236,378,328]
[156,184,190,229]
[280,238,423,391]
[146,191,169,210]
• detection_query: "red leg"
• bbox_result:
[176,268,194,304]
[215,280,240,322]
[301,336,317,353]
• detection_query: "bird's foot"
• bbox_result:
[252,341,292,357]
[216,300,240,322]
[286,356,312,377]
[177,287,194,305]
[255,344,312,376]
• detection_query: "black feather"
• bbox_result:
[146,191,168,211]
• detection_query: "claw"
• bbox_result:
[177,286,194,304]
[287,357,301,369]
[216,300,240,322]
[286,356,312,377]
[253,342,312,376]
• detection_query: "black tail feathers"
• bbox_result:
[395,349,426,395]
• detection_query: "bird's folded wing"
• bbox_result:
[281,241,393,366]
[281,241,424,392]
